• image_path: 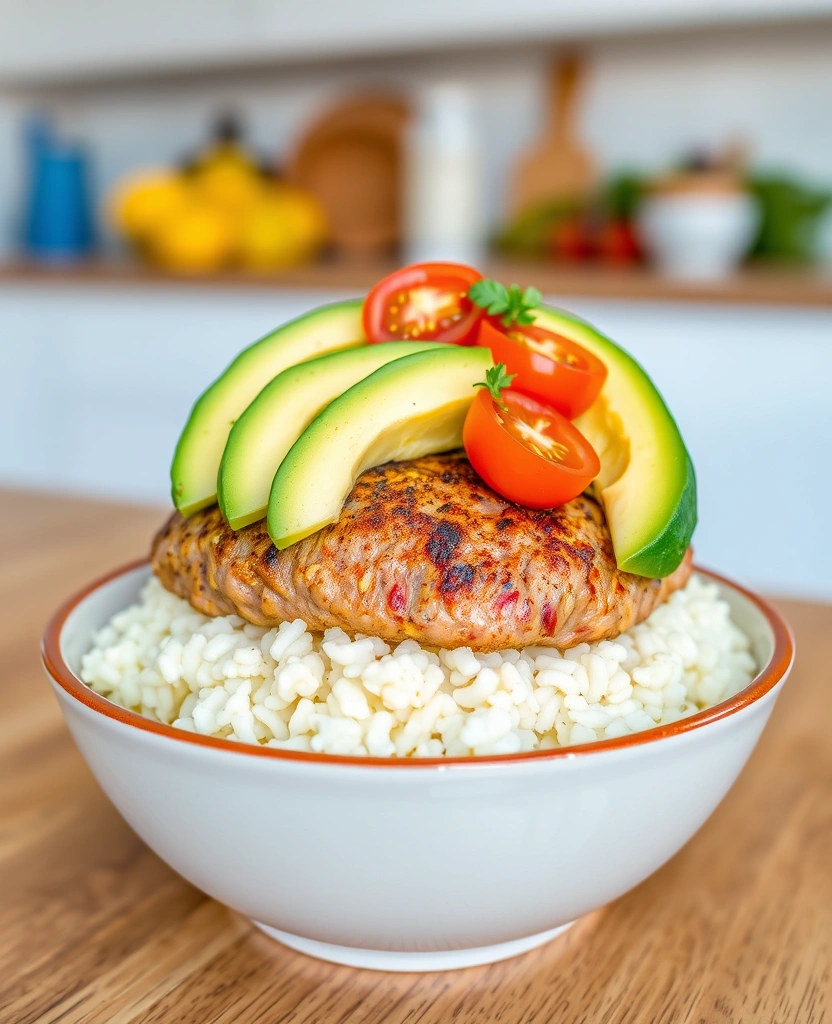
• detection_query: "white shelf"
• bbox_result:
[2,0,832,85]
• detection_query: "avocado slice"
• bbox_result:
[268,346,493,549]
[218,341,441,529]
[533,304,696,578]
[171,300,365,516]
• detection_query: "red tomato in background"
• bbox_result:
[598,218,642,264]
[549,215,595,262]
[463,388,600,509]
[476,319,607,420]
[363,263,484,345]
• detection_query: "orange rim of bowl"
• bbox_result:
[42,559,794,769]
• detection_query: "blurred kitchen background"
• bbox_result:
[1,0,831,599]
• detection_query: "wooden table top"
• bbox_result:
[3,489,830,1024]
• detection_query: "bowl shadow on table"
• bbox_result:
[239,906,606,1005]
[227,851,729,1019]
[229,892,687,1022]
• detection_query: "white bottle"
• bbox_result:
[404,82,485,266]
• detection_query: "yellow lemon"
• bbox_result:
[278,185,328,246]
[110,170,192,242]
[239,187,328,270]
[194,157,265,215]
[150,202,237,273]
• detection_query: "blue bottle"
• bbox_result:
[23,115,95,261]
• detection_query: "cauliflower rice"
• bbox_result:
[81,575,756,757]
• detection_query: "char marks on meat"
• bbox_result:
[151,453,692,651]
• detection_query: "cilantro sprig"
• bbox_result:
[468,279,542,328]
[474,363,516,412]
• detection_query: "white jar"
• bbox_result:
[404,82,485,266]
[638,191,760,280]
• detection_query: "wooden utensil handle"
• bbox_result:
[550,56,583,140]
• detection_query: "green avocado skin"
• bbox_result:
[535,303,697,579]
[619,453,697,578]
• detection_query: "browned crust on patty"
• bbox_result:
[151,453,693,651]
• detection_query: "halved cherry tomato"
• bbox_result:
[363,263,484,345]
[463,388,600,509]
[476,318,607,420]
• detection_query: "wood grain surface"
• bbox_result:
[2,489,830,1024]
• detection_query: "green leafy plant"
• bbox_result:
[602,173,645,220]
[748,175,831,265]
[473,362,516,412]
[469,280,541,328]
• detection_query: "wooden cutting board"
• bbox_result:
[512,56,596,216]
[288,96,410,259]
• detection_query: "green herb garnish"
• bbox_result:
[474,363,516,412]
[468,280,542,328]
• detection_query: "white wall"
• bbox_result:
[584,26,832,187]
[2,281,830,601]
[0,96,24,258]
[2,0,830,83]
[2,21,832,254]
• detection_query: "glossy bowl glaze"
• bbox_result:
[43,562,793,971]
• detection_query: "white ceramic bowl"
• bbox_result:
[43,562,793,972]
[638,192,760,280]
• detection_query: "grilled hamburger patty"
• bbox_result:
[151,453,692,651]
